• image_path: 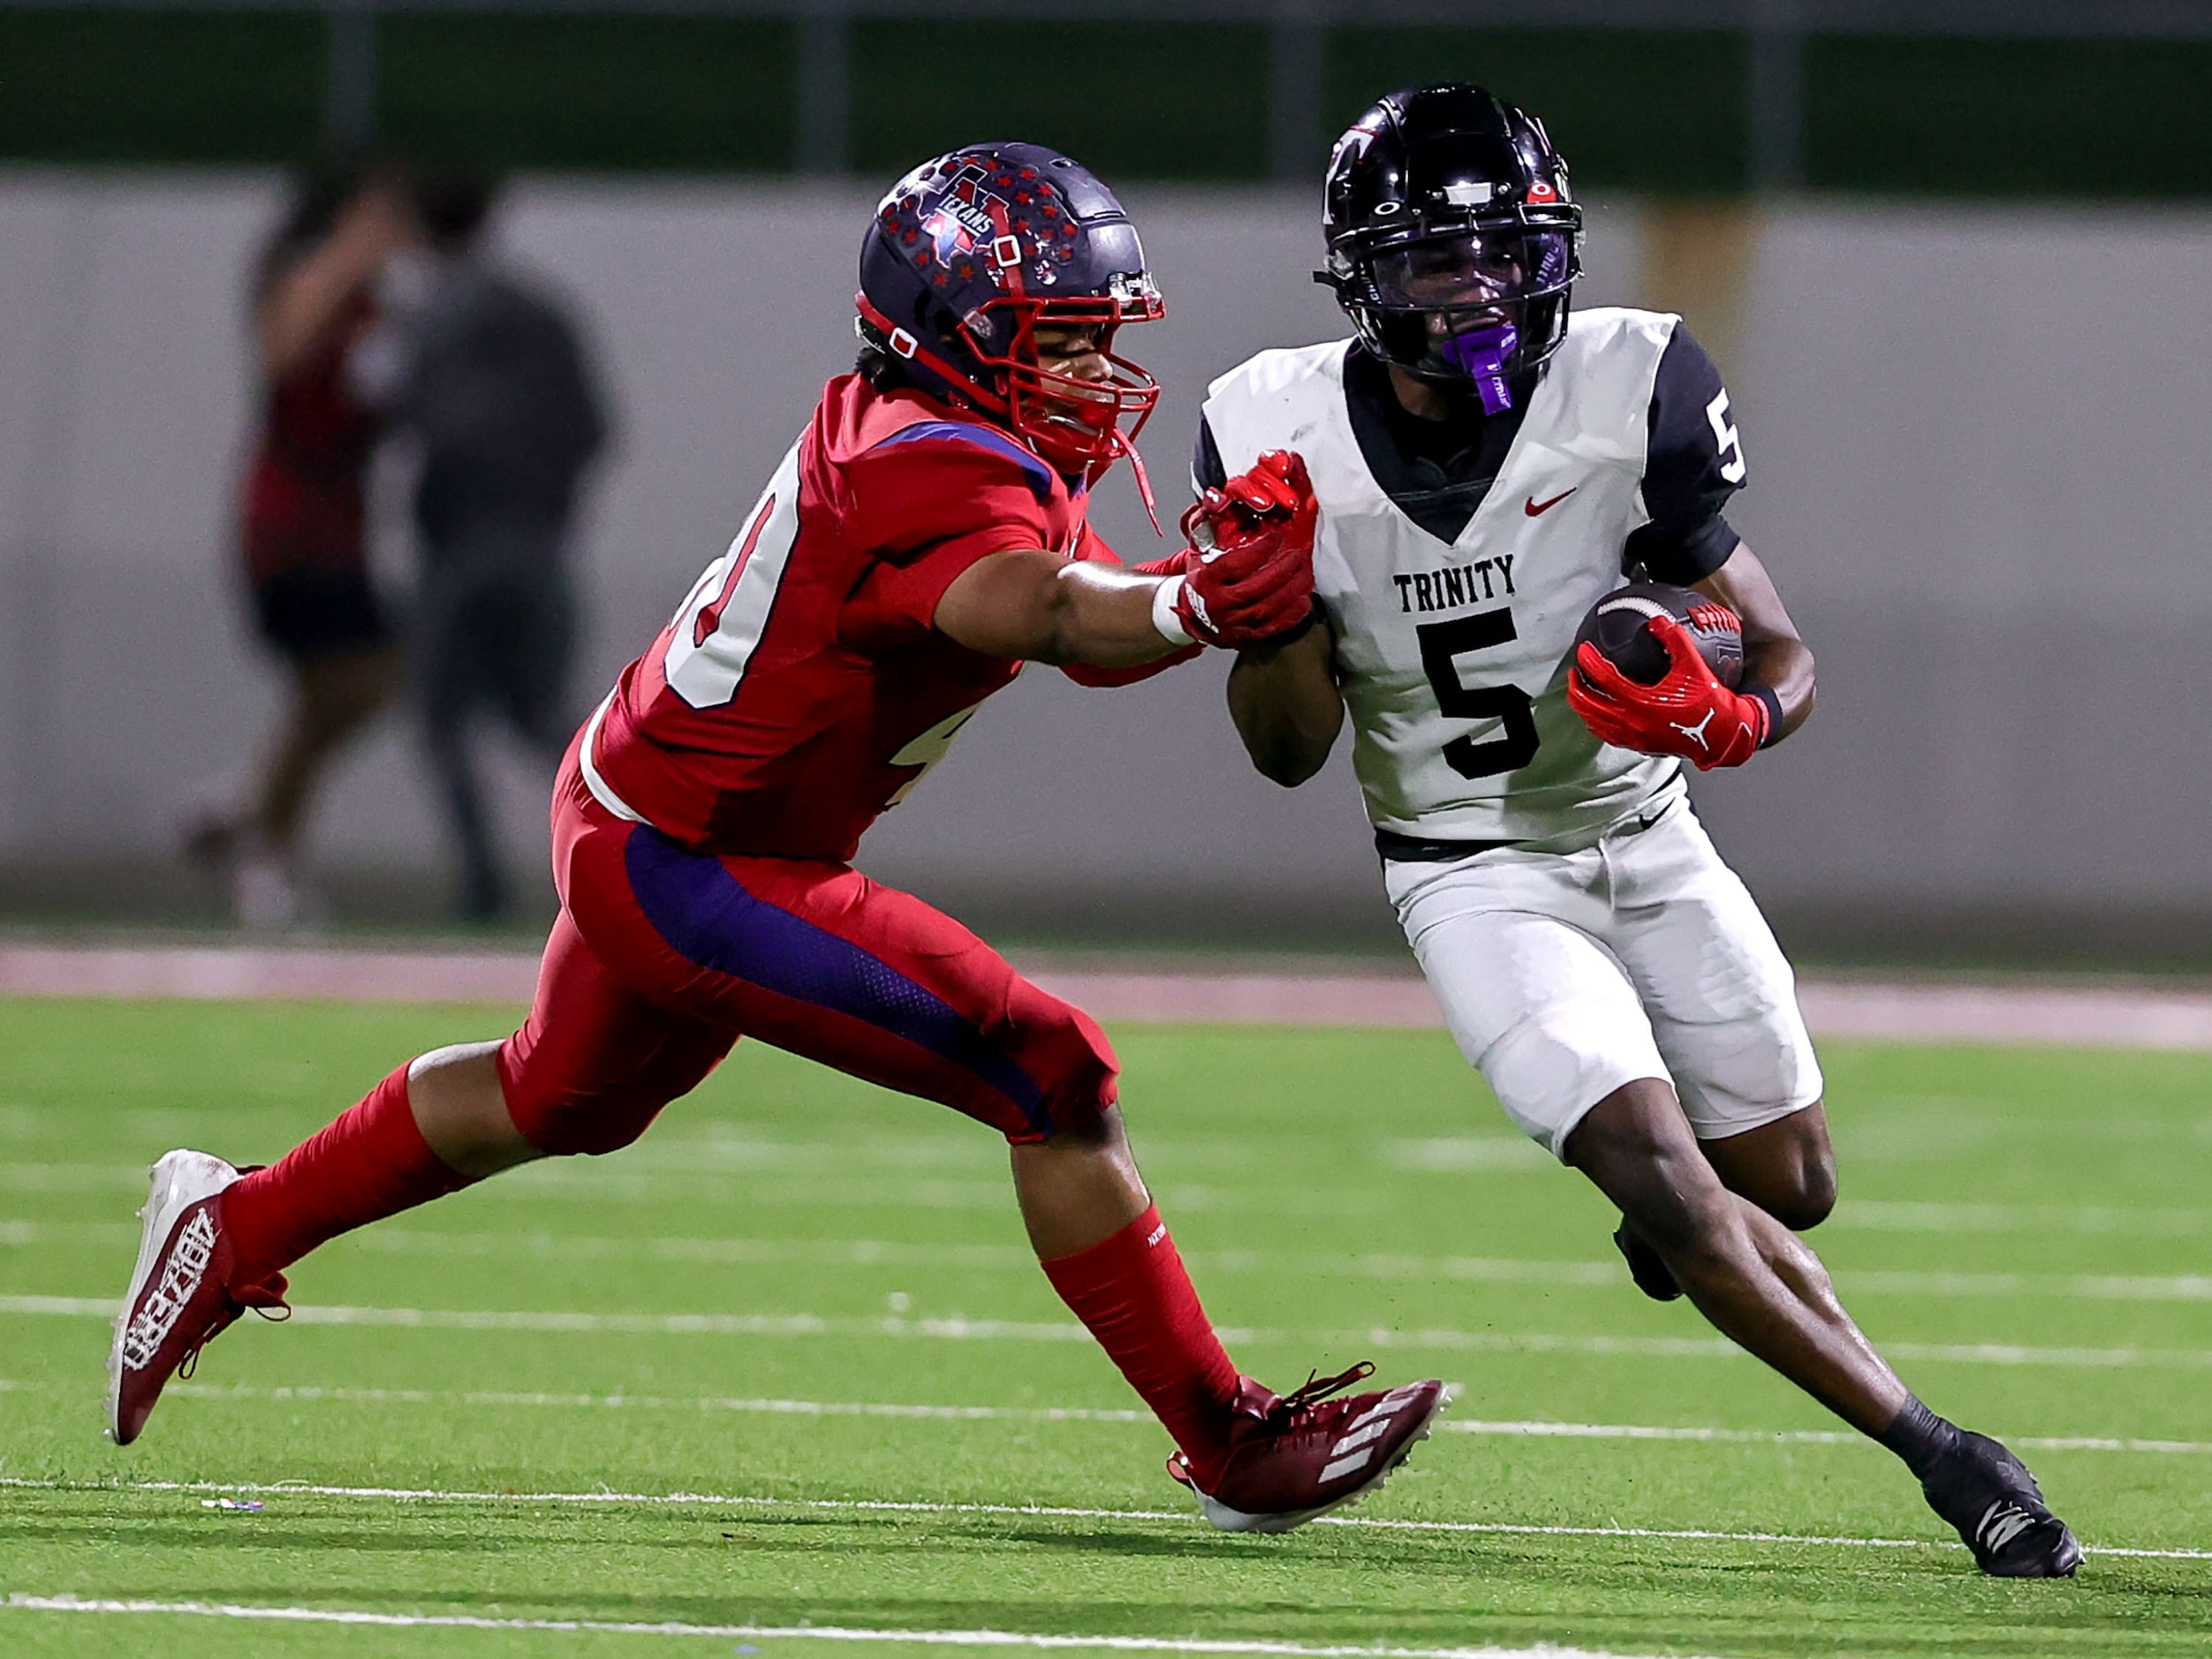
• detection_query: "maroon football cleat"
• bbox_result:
[1167,1363,1451,1533]
[106,1151,289,1446]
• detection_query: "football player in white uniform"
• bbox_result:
[1210,84,2080,1577]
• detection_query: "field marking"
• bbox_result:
[162,1380,1153,1425]
[1843,1268,2212,1302]
[46,1378,2198,1457]
[253,1222,2212,1303]
[1832,1199,2212,1238]
[1382,1138,1550,1172]
[9,1292,2212,1370]
[0,1163,152,1191]
[0,1595,1717,1659]
[6,1478,2207,1564]
[18,1168,2212,1242]
[22,1206,2212,1299]
[10,942,2212,1050]
[1446,1420,2212,1457]
[0,1161,1388,1219]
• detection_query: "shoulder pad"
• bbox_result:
[865,419,1057,504]
[1206,339,1351,405]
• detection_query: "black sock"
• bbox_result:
[1877,1395,1963,1479]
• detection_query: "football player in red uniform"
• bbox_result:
[109,144,1448,1534]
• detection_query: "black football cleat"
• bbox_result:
[1611,1219,1684,1303]
[1920,1429,2083,1577]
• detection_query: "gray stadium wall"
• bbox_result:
[2,172,2208,960]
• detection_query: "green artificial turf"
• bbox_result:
[2,998,2208,1656]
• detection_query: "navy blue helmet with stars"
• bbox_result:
[857,142,1164,481]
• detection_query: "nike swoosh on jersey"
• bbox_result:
[1524,489,1578,517]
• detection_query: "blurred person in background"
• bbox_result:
[185,170,411,928]
[374,172,610,922]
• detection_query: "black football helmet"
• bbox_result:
[1317,86,1583,408]
[857,142,1164,489]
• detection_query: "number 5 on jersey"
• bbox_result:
[1416,610,1540,778]
[663,443,806,709]
[1705,390,1746,485]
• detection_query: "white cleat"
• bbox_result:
[107,1151,284,1445]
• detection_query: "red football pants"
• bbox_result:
[495,758,1120,1155]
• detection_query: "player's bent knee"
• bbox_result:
[1569,1089,1740,1265]
[1772,1163,1837,1232]
[1760,1103,1839,1231]
[504,1084,667,1157]
[1006,1008,1119,1147]
[1705,1098,1837,1231]
[1625,1178,1738,1266]
[494,1035,678,1159]
[1029,1057,1117,1146]
[1622,1153,1745,1266]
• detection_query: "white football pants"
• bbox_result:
[1384,796,1823,1159]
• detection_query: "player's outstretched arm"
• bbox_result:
[936,549,1198,669]
[1227,623,1343,787]
[936,451,1320,669]
[1695,541,1815,743]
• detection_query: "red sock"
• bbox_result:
[224,1064,474,1279]
[1042,1206,1241,1484]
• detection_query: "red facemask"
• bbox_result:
[856,288,1167,530]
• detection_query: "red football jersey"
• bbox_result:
[584,374,1116,860]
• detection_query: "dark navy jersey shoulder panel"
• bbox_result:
[1625,323,1744,584]
[1193,413,1228,494]
[871,420,1057,504]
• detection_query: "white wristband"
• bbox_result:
[1151,574,1195,648]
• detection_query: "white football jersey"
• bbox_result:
[1201,307,1696,846]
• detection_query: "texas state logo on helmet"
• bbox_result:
[1317,86,1584,413]
[857,142,1165,489]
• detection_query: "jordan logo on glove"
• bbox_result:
[1667,710,1715,752]
[1566,610,1769,770]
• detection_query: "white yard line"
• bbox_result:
[4,1478,2206,1564]
[1438,1419,2212,1457]
[15,1378,2187,1457]
[6,1292,2211,1369]
[354,1224,2212,1299]
[0,1595,1720,1659]
[160,1380,1155,1425]
[1830,1200,2212,1238]
[224,1224,2212,1304]
[6,943,2212,1049]
[14,1216,2212,1300]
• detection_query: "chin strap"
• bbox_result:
[1106,427,1162,536]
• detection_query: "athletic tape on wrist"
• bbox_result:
[1749,684,1785,747]
[1151,574,1195,648]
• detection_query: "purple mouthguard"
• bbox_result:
[1440,321,1519,415]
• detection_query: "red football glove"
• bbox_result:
[1566,611,1770,769]
[1160,451,1318,648]
[1183,450,1319,559]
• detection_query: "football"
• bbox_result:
[1572,580,1745,688]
